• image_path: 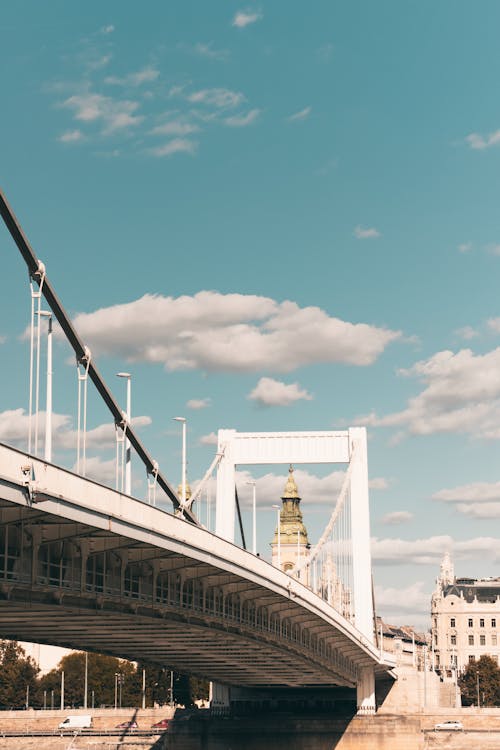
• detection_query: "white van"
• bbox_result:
[58,715,93,730]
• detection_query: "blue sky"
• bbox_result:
[2,1,500,630]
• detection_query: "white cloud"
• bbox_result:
[78,455,117,485]
[465,130,500,150]
[199,432,218,445]
[232,11,262,28]
[0,408,151,453]
[66,291,401,373]
[100,25,115,35]
[455,325,478,340]
[192,42,229,61]
[488,318,500,334]
[353,225,381,240]
[105,67,160,87]
[186,398,211,410]
[369,477,389,490]
[228,467,347,510]
[149,120,199,136]
[433,482,500,519]
[288,106,312,122]
[224,109,260,127]
[58,129,84,143]
[248,377,313,407]
[188,88,245,109]
[62,93,143,133]
[149,139,197,157]
[372,535,500,565]
[360,347,500,439]
[381,510,414,525]
[86,54,113,72]
[433,480,500,503]
[375,581,428,615]
[455,502,500,519]
[487,244,500,256]
[458,242,472,253]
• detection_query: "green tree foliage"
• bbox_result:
[39,652,135,708]
[458,655,500,707]
[0,641,40,709]
[0,642,209,709]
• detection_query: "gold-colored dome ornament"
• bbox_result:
[283,464,299,498]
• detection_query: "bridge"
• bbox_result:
[0,190,394,715]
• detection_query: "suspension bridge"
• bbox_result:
[0,190,395,714]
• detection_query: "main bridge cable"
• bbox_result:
[0,189,198,525]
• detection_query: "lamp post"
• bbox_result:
[84,651,88,710]
[37,310,53,462]
[116,373,132,495]
[247,480,257,554]
[173,417,187,504]
[114,672,119,710]
[272,504,281,569]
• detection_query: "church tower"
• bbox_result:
[271,466,310,582]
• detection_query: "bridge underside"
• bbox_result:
[0,589,361,689]
[0,444,391,691]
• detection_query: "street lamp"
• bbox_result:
[37,310,53,462]
[247,480,257,555]
[84,651,88,710]
[173,417,187,504]
[116,373,132,495]
[114,672,119,710]
[272,504,281,569]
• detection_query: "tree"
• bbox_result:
[0,641,40,709]
[458,655,500,706]
[39,652,136,708]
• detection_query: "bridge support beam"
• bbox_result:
[356,667,376,715]
[215,430,237,542]
[349,427,374,643]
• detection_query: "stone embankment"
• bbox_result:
[1,706,500,749]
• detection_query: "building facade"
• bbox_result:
[431,552,500,678]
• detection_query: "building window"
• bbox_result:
[492,635,497,646]
[469,635,474,646]
[450,618,455,628]
[468,618,473,628]
[469,655,475,663]
[480,635,486,646]
[492,619,497,628]
[480,618,485,628]
[451,635,456,645]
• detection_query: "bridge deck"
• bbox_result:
[0,443,393,688]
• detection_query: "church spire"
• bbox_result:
[271,465,310,574]
[283,464,299,498]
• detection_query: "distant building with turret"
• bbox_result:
[431,552,500,678]
[271,466,310,583]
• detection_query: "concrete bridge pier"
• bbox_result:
[356,667,376,715]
